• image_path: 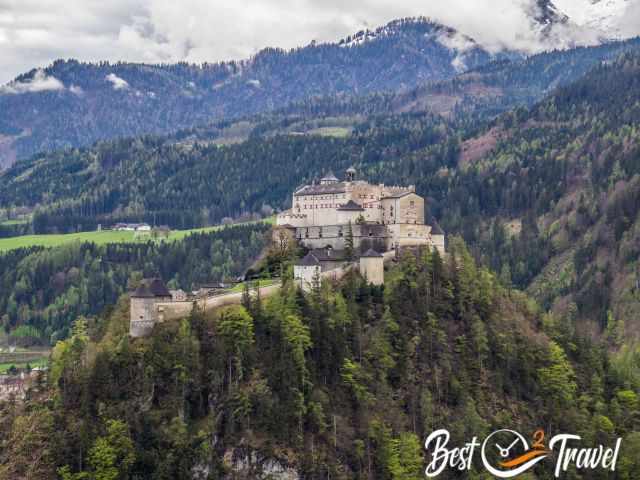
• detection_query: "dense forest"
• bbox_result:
[0,18,502,168]
[1,16,638,169]
[0,224,269,345]
[0,13,639,479]
[2,51,640,334]
[1,242,638,478]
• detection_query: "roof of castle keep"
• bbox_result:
[296,253,321,267]
[381,190,414,199]
[131,278,172,298]
[430,219,445,235]
[321,172,339,182]
[294,183,347,196]
[310,247,348,262]
[337,200,365,211]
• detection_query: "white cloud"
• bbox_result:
[0,68,64,94]
[69,84,84,95]
[106,73,129,90]
[0,0,638,85]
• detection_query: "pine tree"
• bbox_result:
[345,220,355,260]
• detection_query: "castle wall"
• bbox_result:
[398,194,425,224]
[294,264,321,292]
[381,193,424,225]
[130,297,158,337]
[296,224,389,252]
[387,223,432,248]
[359,257,384,286]
[431,234,446,257]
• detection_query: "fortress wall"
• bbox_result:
[156,302,194,323]
[387,223,432,247]
[130,297,158,337]
[321,266,352,283]
[153,283,283,324]
[398,194,425,224]
[431,234,446,257]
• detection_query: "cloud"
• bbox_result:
[619,1,640,38]
[0,68,64,94]
[0,0,638,85]
[105,73,129,90]
[69,84,84,96]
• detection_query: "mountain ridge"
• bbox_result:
[0,18,508,169]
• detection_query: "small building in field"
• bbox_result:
[114,223,151,232]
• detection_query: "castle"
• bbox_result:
[130,169,446,336]
[276,167,445,255]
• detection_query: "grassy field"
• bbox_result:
[0,357,48,374]
[306,126,352,138]
[0,218,29,226]
[0,217,275,253]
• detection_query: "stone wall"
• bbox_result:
[359,257,384,285]
[295,224,389,251]
[130,297,159,337]
[293,264,321,292]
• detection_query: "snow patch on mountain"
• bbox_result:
[435,30,480,72]
[553,0,633,38]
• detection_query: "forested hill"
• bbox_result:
[2,242,639,478]
[0,18,501,169]
[1,28,639,171]
[4,50,640,339]
[448,51,640,335]
[0,223,270,344]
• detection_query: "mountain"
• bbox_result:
[530,0,570,31]
[0,18,504,170]
[4,48,640,338]
[555,0,631,38]
[1,38,638,233]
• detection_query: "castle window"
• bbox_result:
[410,201,415,208]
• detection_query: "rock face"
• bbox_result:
[223,447,299,480]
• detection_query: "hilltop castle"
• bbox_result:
[276,167,445,256]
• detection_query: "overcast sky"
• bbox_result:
[0,0,638,84]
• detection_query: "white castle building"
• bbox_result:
[277,167,445,256]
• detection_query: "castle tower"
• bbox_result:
[294,253,321,292]
[130,278,172,337]
[320,171,339,185]
[346,166,356,182]
[359,249,384,286]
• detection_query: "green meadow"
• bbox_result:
[0,217,275,253]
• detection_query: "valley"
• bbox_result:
[0,5,639,479]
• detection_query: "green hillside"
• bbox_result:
[0,219,273,253]
[2,242,638,478]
